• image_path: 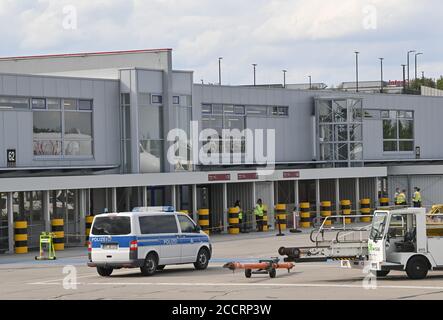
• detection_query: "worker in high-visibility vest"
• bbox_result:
[397,190,407,206]
[394,188,401,205]
[254,199,265,232]
[413,187,422,208]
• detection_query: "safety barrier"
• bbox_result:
[198,209,210,235]
[262,205,269,232]
[275,204,287,231]
[85,215,94,246]
[14,221,28,254]
[380,198,390,207]
[299,202,311,228]
[228,207,240,235]
[340,200,352,224]
[51,219,65,251]
[321,201,333,226]
[360,199,372,223]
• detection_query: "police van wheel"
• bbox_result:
[97,266,113,277]
[140,253,158,276]
[194,248,210,270]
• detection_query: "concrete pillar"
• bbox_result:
[111,188,117,212]
[222,183,228,233]
[79,189,86,239]
[43,191,50,231]
[7,192,14,254]
[294,180,300,208]
[192,184,198,222]
[252,182,257,231]
[355,178,360,218]
[270,181,275,231]
[335,178,340,216]
[374,177,379,206]
[171,185,177,209]
[141,187,148,207]
[315,179,321,221]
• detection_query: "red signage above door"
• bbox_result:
[283,171,300,178]
[237,173,258,180]
[208,174,231,182]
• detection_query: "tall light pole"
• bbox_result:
[355,51,360,92]
[308,75,312,90]
[407,50,415,87]
[415,52,423,80]
[282,70,287,88]
[218,57,223,85]
[252,64,257,86]
[401,64,406,94]
[379,58,384,93]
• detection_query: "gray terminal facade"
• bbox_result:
[0,49,442,253]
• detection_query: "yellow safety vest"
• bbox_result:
[397,193,406,204]
[413,192,422,202]
[254,205,264,217]
[236,207,243,220]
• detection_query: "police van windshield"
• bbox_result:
[91,216,131,235]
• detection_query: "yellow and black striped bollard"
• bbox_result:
[340,200,352,225]
[321,201,333,226]
[299,202,311,228]
[198,209,210,235]
[262,205,269,232]
[228,207,240,235]
[380,198,390,207]
[14,221,28,254]
[51,219,65,251]
[275,204,287,231]
[360,199,372,223]
[85,215,94,246]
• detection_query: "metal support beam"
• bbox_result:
[270,181,275,230]
[222,183,228,234]
[315,179,321,221]
[7,192,14,254]
[79,189,86,240]
[294,180,299,209]
[374,177,379,207]
[43,190,50,231]
[192,184,198,222]
[335,179,340,216]
[112,187,117,212]
[252,182,257,231]
[141,187,147,207]
[171,185,177,209]
[355,178,360,217]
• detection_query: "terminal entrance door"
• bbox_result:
[50,190,81,247]
[0,193,7,253]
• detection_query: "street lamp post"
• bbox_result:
[407,50,416,88]
[218,57,223,85]
[379,58,384,93]
[401,64,406,94]
[252,64,257,86]
[355,52,360,93]
[415,52,423,81]
[282,70,287,88]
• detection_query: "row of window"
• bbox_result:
[0,96,93,111]
[141,93,189,106]
[33,98,93,157]
[202,104,289,117]
[364,109,413,120]
[381,110,414,152]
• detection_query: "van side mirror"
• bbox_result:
[195,225,202,232]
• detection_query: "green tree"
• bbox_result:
[409,77,436,91]
[437,76,443,90]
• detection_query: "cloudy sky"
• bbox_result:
[0,0,441,87]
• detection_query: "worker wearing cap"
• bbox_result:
[413,187,422,208]
[254,199,264,232]
[397,190,407,206]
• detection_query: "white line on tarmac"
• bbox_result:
[27,281,443,291]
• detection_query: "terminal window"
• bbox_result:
[382,110,414,152]
[33,98,93,157]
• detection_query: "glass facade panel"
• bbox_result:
[64,112,92,139]
[246,106,267,116]
[139,106,163,140]
[399,141,414,151]
[32,98,46,109]
[0,96,29,109]
[140,140,163,173]
[383,141,398,152]
[383,119,397,139]
[79,99,93,110]
[399,120,414,139]
[34,140,62,156]
[63,99,77,110]
[33,111,62,136]
[64,140,93,156]
[47,98,61,110]
[0,193,7,253]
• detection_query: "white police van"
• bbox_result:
[87,207,212,277]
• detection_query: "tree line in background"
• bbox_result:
[409,76,443,91]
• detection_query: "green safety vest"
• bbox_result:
[413,192,422,202]
[254,205,264,217]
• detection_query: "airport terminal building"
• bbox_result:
[1,48,443,253]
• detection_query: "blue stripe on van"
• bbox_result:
[90,234,209,248]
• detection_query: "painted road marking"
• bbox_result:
[27,281,443,291]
